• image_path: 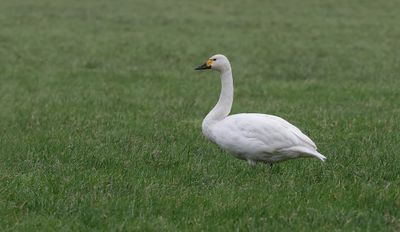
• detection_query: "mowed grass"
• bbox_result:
[1,0,400,231]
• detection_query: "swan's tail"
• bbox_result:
[308,150,326,162]
[302,147,326,162]
[283,146,327,162]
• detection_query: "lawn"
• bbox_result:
[1,0,399,231]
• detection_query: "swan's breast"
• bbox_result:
[201,119,218,143]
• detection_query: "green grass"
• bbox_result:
[1,0,400,231]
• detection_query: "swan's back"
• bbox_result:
[256,114,317,149]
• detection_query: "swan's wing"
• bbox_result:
[260,114,317,149]
[212,113,316,155]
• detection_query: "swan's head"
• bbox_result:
[195,54,231,72]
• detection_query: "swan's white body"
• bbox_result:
[196,54,326,166]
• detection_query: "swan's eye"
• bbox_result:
[212,59,217,61]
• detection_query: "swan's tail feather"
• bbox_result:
[309,150,326,162]
[281,146,327,162]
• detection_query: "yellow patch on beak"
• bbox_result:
[207,59,213,67]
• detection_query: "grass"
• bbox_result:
[1,0,400,231]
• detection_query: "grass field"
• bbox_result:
[1,0,400,231]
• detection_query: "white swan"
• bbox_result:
[195,54,326,166]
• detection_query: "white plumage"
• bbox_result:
[195,54,326,166]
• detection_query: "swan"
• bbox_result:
[195,54,326,166]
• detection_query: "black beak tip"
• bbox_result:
[195,63,210,71]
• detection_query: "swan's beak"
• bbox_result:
[195,59,212,70]
[195,63,210,70]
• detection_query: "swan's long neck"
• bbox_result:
[204,68,234,124]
